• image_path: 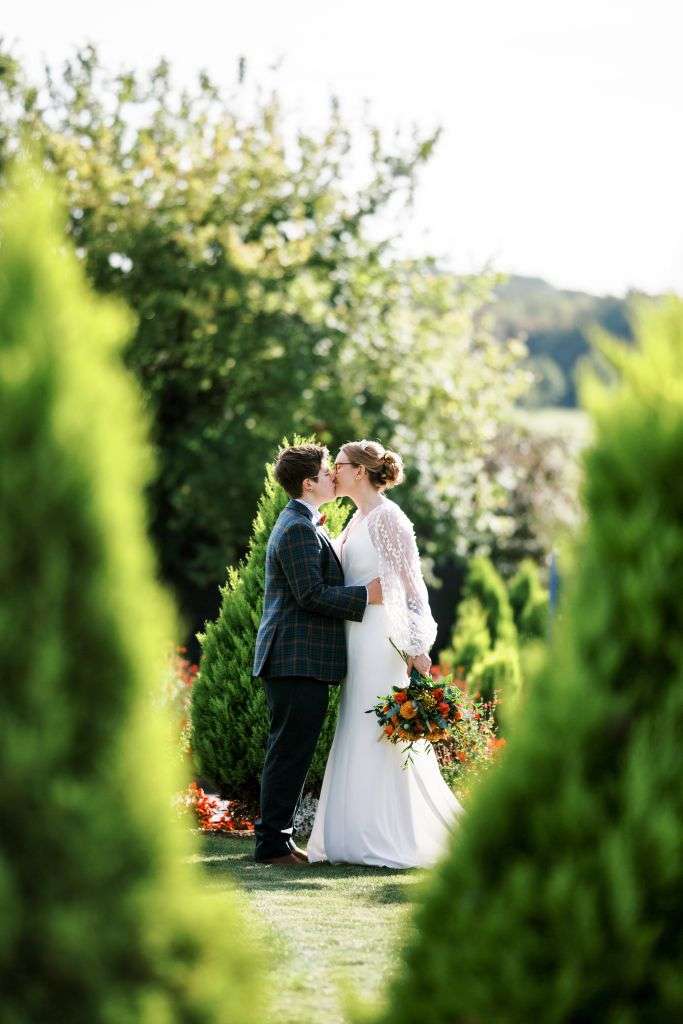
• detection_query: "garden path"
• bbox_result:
[191,834,423,1024]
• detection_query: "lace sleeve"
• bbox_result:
[366,500,437,656]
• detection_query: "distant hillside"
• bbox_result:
[490,275,655,408]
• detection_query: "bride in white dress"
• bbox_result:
[307,440,463,869]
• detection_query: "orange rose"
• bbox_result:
[384,724,395,736]
[395,691,408,704]
[399,701,417,719]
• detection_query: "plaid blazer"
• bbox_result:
[253,500,367,683]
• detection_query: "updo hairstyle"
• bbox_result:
[340,440,404,490]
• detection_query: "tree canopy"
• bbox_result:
[0,43,532,633]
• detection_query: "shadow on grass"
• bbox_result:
[276,863,410,879]
[194,833,421,894]
[208,877,331,894]
[364,882,411,904]
[203,857,414,882]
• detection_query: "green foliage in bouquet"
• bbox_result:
[366,641,500,781]
[366,642,468,767]
[508,557,549,639]
[364,296,683,1023]
[192,445,349,797]
[0,160,263,1023]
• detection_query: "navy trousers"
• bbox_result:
[254,676,330,861]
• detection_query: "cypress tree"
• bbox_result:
[440,597,491,676]
[508,557,549,639]
[441,558,520,722]
[0,160,262,1023]
[469,641,522,730]
[192,448,349,798]
[463,554,517,645]
[367,297,683,1024]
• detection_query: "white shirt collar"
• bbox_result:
[294,497,320,521]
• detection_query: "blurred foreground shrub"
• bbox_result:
[0,159,263,1023]
[363,296,683,1023]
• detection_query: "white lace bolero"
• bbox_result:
[338,498,438,656]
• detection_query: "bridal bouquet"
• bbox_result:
[366,639,470,767]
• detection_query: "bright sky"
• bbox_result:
[4,0,682,297]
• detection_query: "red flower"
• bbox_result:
[437,702,450,715]
[395,691,408,704]
[182,782,255,833]
[432,687,444,701]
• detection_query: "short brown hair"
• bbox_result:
[274,443,328,498]
[340,440,404,490]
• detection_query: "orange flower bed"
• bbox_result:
[176,781,255,834]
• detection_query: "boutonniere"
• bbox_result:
[317,513,327,527]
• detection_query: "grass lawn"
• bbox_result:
[189,833,426,1024]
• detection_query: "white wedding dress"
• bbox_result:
[307,497,463,869]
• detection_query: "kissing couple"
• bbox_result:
[252,440,463,868]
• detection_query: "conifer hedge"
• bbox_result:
[441,557,521,725]
[192,450,349,797]
[0,160,263,1023]
[508,557,549,639]
[440,597,491,675]
[469,641,522,709]
[462,555,517,645]
[368,297,683,1023]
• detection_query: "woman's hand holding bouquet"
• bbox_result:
[366,638,486,767]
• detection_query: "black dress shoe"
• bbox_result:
[287,841,308,862]
[256,852,309,867]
